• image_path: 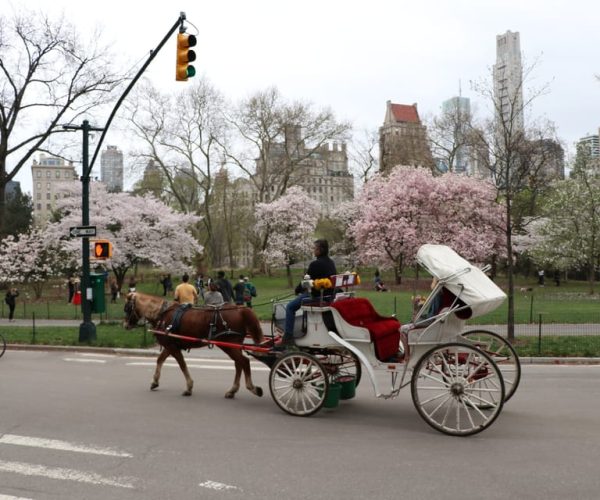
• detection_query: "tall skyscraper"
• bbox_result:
[441,96,471,174]
[493,30,524,133]
[100,145,123,192]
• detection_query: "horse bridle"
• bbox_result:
[124,295,142,328]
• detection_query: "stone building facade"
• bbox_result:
[30,154,77,226]
[379,101,435,173]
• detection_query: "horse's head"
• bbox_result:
[123,292,141,329]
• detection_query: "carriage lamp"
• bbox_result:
[92,240,112,259]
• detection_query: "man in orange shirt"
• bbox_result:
[174,273,198,305]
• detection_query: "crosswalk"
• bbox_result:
[0,433,136,497]
[62,352,270,371]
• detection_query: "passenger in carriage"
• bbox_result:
[277,239,337,350]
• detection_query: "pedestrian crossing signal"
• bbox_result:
[93,240,112,259]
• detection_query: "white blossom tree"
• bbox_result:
[45,183,203,290]
[0,227,77,298]
[254,186,320,286]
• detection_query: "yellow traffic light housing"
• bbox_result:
[92,240,112,259]
[176,32,197,81]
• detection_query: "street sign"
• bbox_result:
[69,226,97,238]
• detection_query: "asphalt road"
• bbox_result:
[1,350,600,500]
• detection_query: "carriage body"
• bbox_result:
[268,244,520,436]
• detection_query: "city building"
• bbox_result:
[440,96,472,174]
[493,30,524,133]
[379,101,435,174]
[578,133,600,158]
[30,154,77,226]
[100,145,124,192]
[575,132,600,173]
[254,126,354,216]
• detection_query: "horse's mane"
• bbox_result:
[130,292,171,324]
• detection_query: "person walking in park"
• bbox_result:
[110,279,119,303]
[128,276,137,293]
[243,276,257,308]
[174,273,198,305]
[5,287,19,322]
[195,273,205,300]
[67,276,76,303]
[233,275,246,305]
[215,270,233,303]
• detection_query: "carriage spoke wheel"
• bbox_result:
[316,350,362,388]
[461,330,521,404]
[269,352,328,417]
[411,343,505,436]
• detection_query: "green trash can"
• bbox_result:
[90,273,106,313]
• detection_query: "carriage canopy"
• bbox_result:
[416,244,506,318]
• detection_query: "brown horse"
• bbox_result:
[123,292,264,399]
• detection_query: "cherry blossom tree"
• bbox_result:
[351,166,505,283]
[44,183,203,290]
[0,227,77,298]
[254,186,320,286]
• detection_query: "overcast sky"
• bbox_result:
[5,0,600,193]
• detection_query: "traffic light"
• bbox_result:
[92,240,112,259]
[176,32,197,81]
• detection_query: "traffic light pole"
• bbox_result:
[62,13,189,342]
[64,120,104,342]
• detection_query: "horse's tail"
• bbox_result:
[244,308,264,345]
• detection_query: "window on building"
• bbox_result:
[46,183,51,190]
[46,171,51,177]
[64,171,70,179]
[56,171,60,178]
[46,192,51,200]
[36,171,42,178]
[37,193,41,200]
[36,182,41,190]
[36,203,42,210]
[46,203,51,210]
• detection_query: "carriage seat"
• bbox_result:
[330,298,401,361]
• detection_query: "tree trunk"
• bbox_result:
[286,263,293,288]
[505,202,515,342]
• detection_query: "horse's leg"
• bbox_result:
[151,348,170,391]
[169,348,194,396]
[221,347,263,399]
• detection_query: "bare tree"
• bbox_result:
[222,86,351,203]
[0,10,124,230]
[471,62,561,341]
[126,79,228,266]
[349,128,378,185]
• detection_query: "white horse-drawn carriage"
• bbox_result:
[262,244,520,436]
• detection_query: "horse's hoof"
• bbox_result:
[254,386,263,398]
[150,383,159,391]
[224,392,235,399]
[182,390,192,397]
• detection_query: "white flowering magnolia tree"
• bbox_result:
[254,186,320,287]
[0,228,78,298]
[351,166,505,283]
[44,183,203,290]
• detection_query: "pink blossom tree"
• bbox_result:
[44,183,203,290]
[351,166,505,283]
[254,186,320,286]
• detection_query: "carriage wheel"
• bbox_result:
[269,352,328,417]
[0,333,6,358]
[411,343,505,436]
[461,330,521,403]
[316,350,362,388]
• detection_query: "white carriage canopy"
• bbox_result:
[416,244,506,318]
